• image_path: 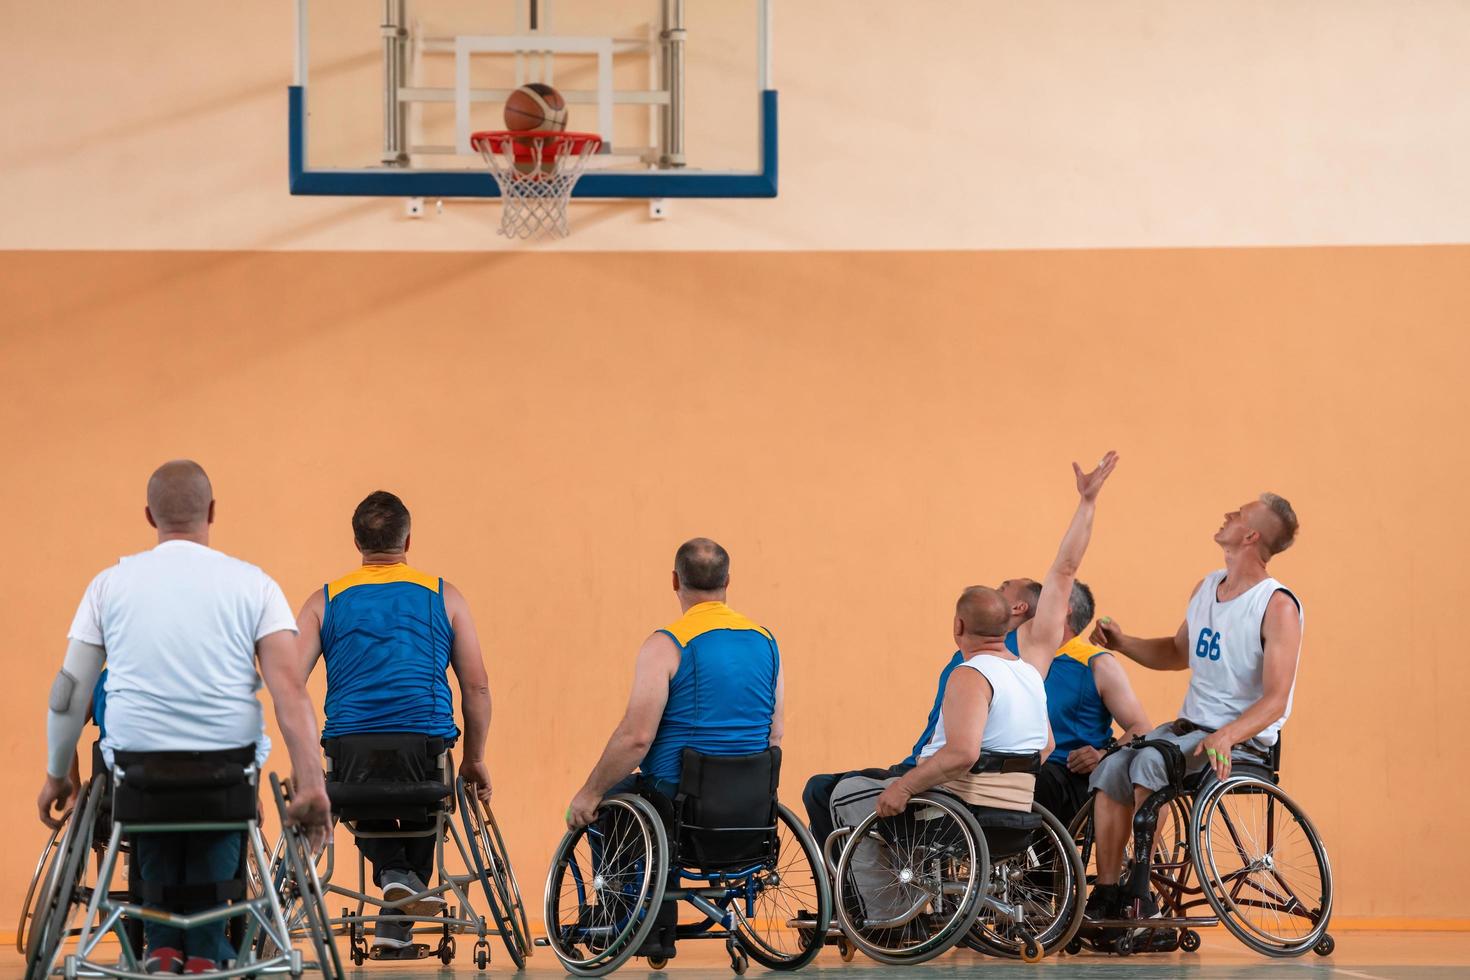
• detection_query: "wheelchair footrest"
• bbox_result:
[370,943,434,961]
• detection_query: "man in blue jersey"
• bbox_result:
[564,537,783,961]
[295,491,493,953]
[799,576,1043,848]
[1031,581,1152,827]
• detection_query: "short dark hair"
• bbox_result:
[353,491,411,553]
[1068,580,1095,637]
[1019,580,1042,619]
[1259,492,1300,556]
[674,538,730,592]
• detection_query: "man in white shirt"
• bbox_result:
[1084,494,1304,924]
[38,460,330,975]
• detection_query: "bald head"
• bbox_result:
[146,460,213,532]
[674,537,730,594]
[955,586,1011,638]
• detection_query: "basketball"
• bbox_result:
[504,82,568,132]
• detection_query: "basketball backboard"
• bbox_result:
[290,0,775,199]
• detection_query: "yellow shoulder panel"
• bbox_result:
[663,601,774,646]
[326,563,441,600]
[1057,636,1108,666]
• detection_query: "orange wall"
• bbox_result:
[1,247,1467,924]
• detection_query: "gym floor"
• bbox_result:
[9,931,1468,979]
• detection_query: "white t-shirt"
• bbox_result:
[917,653,1049,761]
[68,540,297,767]
[1180,569,1303,748]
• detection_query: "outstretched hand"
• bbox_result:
[1073,451,1119,502]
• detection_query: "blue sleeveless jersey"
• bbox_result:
[903,631,1021,766]
[319,564,458,739]
[1044,637,1114,764]
[92,669,109,739]
[641,601,779,783]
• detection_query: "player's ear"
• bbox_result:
[144,506,157,529]
[671,570,680,593]
[206,500,216,525]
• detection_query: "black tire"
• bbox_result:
[543,794,668,977]
[457,780,530,969]
[647,955,668,969]
[1192,777,1333,958]
[26,779,100,980]
[270,775,345,980]
[1180,928,1202,952]
[733,803,832,971]
[967,803,1086,959]
[1314,933,1335,957]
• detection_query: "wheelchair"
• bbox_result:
[265,733,530,970]
[823,753,1085,966]
[24,745,339,980]
[1068,734,1336,958]
[541,747,833,976]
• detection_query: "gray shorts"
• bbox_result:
[1088,722,1268,804]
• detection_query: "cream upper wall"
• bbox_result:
[4,0,1469,251]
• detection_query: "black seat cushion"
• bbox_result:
[323,733,450,821]
[674,747,781,872]
[112,746,257,823]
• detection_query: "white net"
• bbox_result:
[471,132,602,240]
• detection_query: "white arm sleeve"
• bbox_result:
[46,639,105,779]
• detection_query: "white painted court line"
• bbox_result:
[1329,969,1396,980]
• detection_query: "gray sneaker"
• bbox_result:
[371,919,415,951]
[380,869,446,917]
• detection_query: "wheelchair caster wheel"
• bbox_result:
[475,940,490,970]
[351,947,365,966]
[730,951,748,975]
[1064,937,1083,955]
[648,956,668,969]
[1019,936,1044,963]
[1115,934,1134,956]
[837,937,855,962]
[1314,933,1336,957]
[1179,929,1201,952]
[439,936,456,965]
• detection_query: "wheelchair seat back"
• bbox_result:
[673,747,780,872]
[323,732,452,821]
[111,745,257,823]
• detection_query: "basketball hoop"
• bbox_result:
[470,131,602,239]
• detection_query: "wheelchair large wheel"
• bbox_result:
[833,792,988,966]
[731,803,832,971]
[270,775,346,980]
[966,803,1085,959]
[1192,777,1333,957]
[25,778,100,980]
[457,778,532,968]
[17,819,66,955]
[1070,793,1194,912]
[544,793,668,977]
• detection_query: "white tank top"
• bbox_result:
[1180,569,1303,747]
[917,653,1049,761]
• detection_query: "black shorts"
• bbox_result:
[1035,760,1091,829]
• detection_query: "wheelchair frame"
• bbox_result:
[267,749,530,971]
[1069,735,1336,958]
[26,764,340,980]
[541,792,832,977]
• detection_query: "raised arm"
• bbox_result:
[1018,451,1119,675]
[444,582,493,801]
[1195,591,1302,779]
[1089,577,1205,672]
[877,668,990,816]
[565,632,678,828]
[257,630,330,847]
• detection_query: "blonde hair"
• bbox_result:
[1259,492,1299,556]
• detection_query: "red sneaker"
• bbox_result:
[182,957,219,975]
[143,947,184,974]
